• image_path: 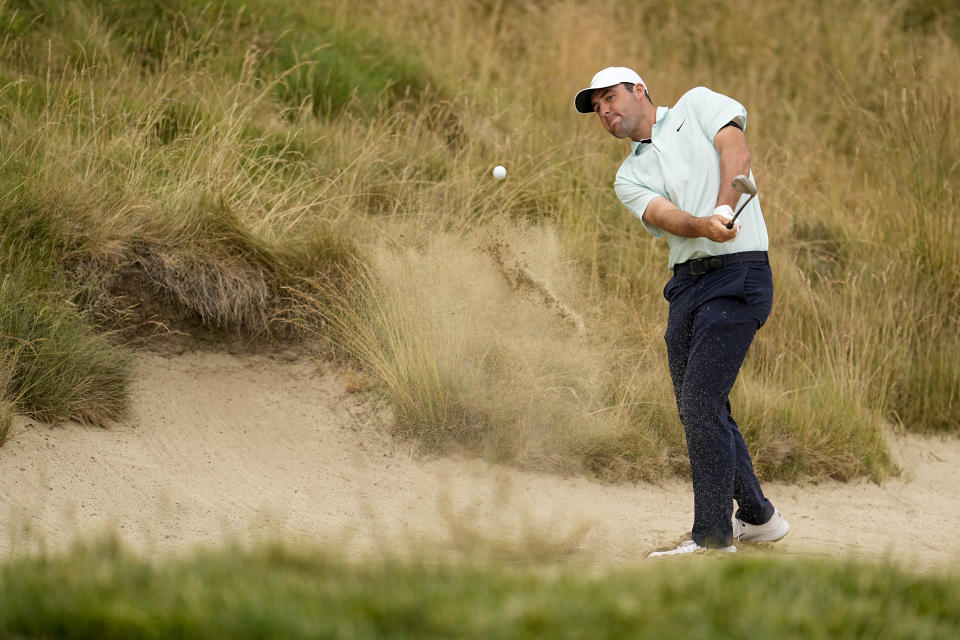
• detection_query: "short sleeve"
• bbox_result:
[614,175,665,239]
[687,86,747,140]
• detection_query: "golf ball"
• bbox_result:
[492,165,507,180]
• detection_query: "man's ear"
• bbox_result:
[633,83,646,99]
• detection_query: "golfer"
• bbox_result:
[574,67,789,555]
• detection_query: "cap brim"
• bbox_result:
[574,87,597,114]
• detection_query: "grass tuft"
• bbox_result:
[0,350,13,447]
[0,273,132,425]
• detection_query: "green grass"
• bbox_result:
[265,19,436,118]
[1,539,958,639]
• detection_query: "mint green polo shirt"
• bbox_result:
[613,86,768,269]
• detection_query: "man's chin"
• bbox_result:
[603,123,624,138]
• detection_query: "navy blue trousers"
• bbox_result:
[663,260,776,547]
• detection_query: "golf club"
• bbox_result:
[726,174,757,229]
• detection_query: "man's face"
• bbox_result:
[590,83,646,140]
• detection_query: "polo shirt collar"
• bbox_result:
[630,106,670,155]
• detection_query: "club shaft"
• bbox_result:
[725,193,756,229]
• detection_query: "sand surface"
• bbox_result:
[2,352,958,569]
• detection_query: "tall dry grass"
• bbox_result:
[1,1,356,336]
[299,0,956,479]
[2,0,956,479]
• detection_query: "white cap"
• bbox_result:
[574,67,645,114]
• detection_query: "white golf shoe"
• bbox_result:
[648,540,737,557]
[733,509,790,543]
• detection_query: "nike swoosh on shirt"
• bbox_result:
[676,120,685,132]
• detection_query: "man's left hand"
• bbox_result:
[703,205,740,242]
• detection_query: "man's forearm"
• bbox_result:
[642,198,738,243]
[645,205,709,238]
[717,153,751,209]
[714,127,751,209]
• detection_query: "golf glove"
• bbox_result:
[713,204,741,237]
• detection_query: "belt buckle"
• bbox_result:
[690,256,723,276]
[689,258,709,276]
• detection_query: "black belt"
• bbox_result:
[673,251,768,276]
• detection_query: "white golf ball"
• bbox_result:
[492,165,507,180]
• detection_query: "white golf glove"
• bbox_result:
[713,204,741,238]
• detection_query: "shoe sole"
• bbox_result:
[649,546,737,557]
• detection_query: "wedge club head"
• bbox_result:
[726,174,757,229]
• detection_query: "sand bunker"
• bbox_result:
[2,352,958,569]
